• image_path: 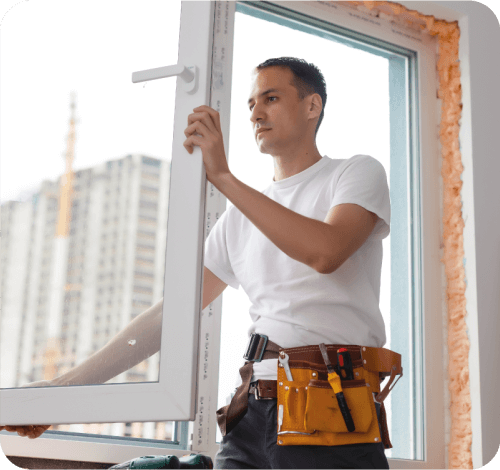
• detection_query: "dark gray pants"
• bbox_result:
[215,386,390,469]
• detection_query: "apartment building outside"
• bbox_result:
[0,153,176,439]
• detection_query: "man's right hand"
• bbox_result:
[0,380,52,439]
[0,424,51,439]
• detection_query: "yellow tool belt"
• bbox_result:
[276,343,402,447]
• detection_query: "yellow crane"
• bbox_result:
[42,91,78,381]
[56,91,77,238]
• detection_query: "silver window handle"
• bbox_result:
[132,64,197,93]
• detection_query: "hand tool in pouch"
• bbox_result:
[277,350,293,433]
[318,343,355,432]
[337,347,354,380]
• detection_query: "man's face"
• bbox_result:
[248,67,313,155]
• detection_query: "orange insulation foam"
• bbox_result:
[337,2,471,468]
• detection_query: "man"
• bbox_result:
[2,57,391,469]
[184,57,391,469]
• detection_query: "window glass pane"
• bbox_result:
[0,0,181,440]
[216,7,393,451]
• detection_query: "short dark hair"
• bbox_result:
[253,57,327,137]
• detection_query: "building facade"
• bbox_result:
[1,154,174,438]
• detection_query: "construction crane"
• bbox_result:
[41,91,78,381]
[56,91,77,238]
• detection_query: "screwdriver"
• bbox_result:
[318,343,355,432]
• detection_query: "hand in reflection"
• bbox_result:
[0,380,52,439]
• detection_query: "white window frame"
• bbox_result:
[1,1,474,467]
[1,0,216,462]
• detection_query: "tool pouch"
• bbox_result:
[276,344,401,447]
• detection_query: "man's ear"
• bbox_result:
[309,93,322,118]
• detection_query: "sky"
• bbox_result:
[0,0,182,203]
[0,0,393,203]
[1,0,393,424]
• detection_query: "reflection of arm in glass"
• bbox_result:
[52,266,228,387]
[51,297,163,387]
[0,267,228,439]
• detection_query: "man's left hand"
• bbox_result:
[183,105,230,185]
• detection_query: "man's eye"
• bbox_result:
[249,97,276,111]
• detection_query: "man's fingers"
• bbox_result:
[34,425,49,433]
[28,425,50,439]
[0,424,50,439]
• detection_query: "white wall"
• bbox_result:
[399,2,500,467]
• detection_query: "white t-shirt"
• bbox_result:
[204,154,391,387]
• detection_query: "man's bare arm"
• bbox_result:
[213,173,339,273]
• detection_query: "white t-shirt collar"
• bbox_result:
[271,155,330,190]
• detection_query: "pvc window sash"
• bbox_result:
[0,0,214,429]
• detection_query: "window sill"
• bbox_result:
[6,455,112,470]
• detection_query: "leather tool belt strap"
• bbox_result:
[215,334,402,449]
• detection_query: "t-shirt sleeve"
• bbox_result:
[203,206,240,290]
[330,154,391,240]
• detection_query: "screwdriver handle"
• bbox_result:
[337,348,354,380]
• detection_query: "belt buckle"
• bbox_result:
[243,333,268,363]
[250,382,273,401]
